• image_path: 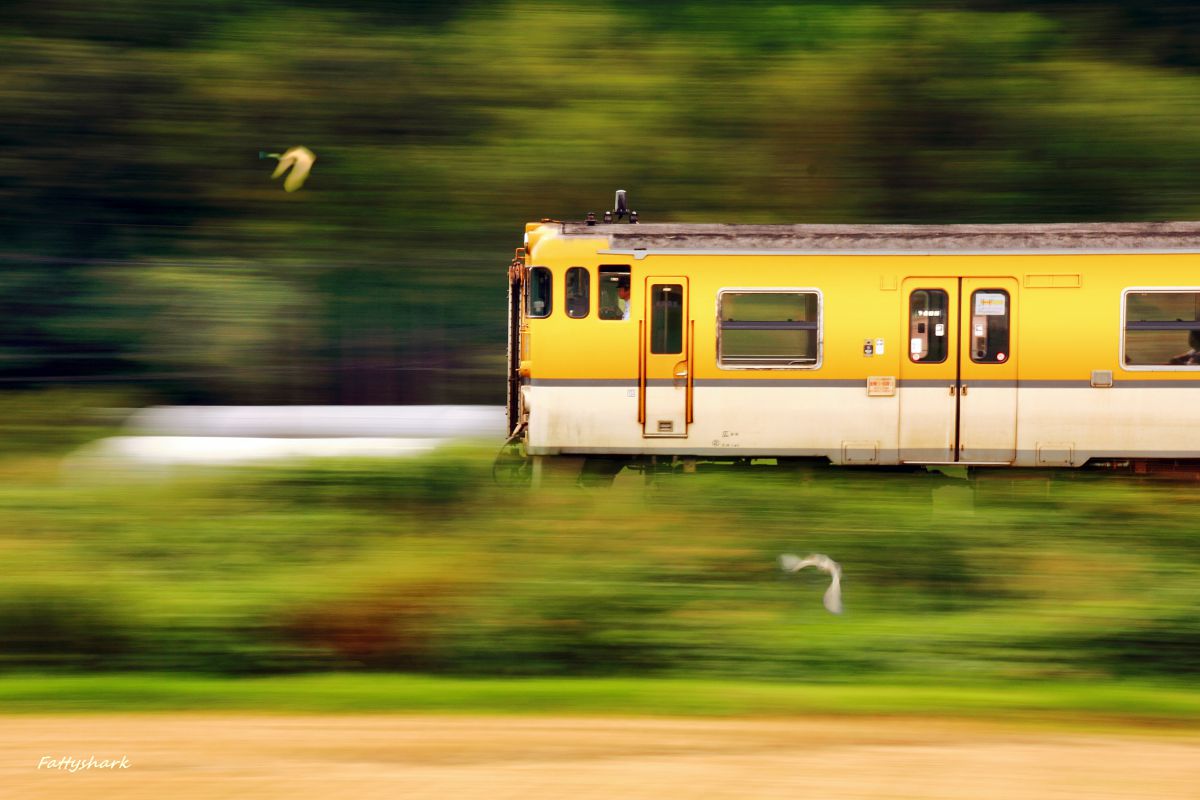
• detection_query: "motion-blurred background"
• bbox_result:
[1,1,1199,703]
[9,1,1200,407]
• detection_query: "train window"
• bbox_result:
[909,289,948,363]
[599,265,631,320]
[1124,290,1200,367]
[566,267,589,318]
[650,284,684,354]
[527,267,552,318]
[969,289,1010,363]
[718,291,819,368]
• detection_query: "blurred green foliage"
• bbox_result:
[3,672,1200,718]
[0,388,134,455]
[1,445,1198,684]
[8,2,1200,402]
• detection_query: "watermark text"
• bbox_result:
[38,755,131,773]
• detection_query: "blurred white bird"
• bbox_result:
[779,553,843,614]
[263,146,316,192]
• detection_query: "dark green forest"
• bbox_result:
[8,1,1200,404]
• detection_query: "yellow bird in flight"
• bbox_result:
[263,146,316,192]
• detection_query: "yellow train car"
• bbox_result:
[505,215,1200,474]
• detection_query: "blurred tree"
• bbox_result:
[6,2,1200,402]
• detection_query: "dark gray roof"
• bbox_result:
[556,221,1200,251]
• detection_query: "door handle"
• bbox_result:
[949,385,956,397]
[673,359,689,387]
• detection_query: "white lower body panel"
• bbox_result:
[526,383,1200,466]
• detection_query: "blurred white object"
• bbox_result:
[779,553,843,614]
[267,145,316,192]
[65,406,506,472]
[80,436,441,466]
[126,405,505,439]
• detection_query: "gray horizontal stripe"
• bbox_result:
[529,378,1200,389]
[531,445,1200,461]
[1017,379,1200,388]
[601,248,1200,260]
[535,446,848,457]
[694,378,864,388]
[530,379,637,387]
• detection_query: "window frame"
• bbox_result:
[649,283,684,355]
[1121,286,1200,371]
[526,266,552,319]
[598,264,631,321]
[715,287,823,370]
[908,288,950,364]
[565,266,590,319]
[967,288,1011,365]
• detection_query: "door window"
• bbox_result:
[969,289,1010,363]
[650,284,683,354]
[908,289,949,363]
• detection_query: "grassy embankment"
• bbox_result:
[1,430,1198,718]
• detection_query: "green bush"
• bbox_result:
[0,446,1197,680]
[0,583,138,669]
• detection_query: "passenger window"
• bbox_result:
[969,290,1009,363]
[1124,290,1200,367]
[566,267,589,318]
[718,291,819,368]
[650,284,683,354]
[909,289,949,363]
[527,267,552,318]
[599,265,631,320]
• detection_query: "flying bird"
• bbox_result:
[779,553,843,614]
[261,146,316,192]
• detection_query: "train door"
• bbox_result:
[899,279,958,462]
[958,278,1017,462]
[899,277,1017,463]
[640,277,692,437]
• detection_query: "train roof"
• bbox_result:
[553,221,1200,253]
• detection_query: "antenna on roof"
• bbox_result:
[611,189,638,224]
[588,189,640,225]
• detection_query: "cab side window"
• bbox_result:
[598,265,631,320]
[566,267,589,318]
[527,267,552,318]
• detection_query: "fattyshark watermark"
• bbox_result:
[38,755,131,773]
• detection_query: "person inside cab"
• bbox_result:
[599,270,632,320]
